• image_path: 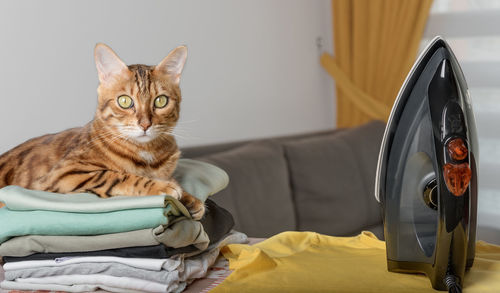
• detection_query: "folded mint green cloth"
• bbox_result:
[0,207,171,244]
[0,158,229,213]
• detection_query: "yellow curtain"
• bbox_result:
[321,0,433,128]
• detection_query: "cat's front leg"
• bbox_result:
[34,166,205,219]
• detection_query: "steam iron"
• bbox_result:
[375,36,478,292]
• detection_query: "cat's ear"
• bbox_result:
[155,46,187,85]
[94,43,130,84]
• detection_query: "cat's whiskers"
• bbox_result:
[83,129,129,151]
[174,119,199,125]
[157,129,191,141]
[105,134,129,147]
[84,131,116,148]
[94,121,196,144]
[158,124,200,141]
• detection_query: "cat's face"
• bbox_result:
[94,44,187,144]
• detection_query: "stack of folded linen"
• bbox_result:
[0,159,247,293]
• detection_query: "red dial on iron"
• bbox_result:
[443,163,472,197]
[447,137,468,161]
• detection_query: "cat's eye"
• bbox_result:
[117,95,134,109]
[154,95,169,108]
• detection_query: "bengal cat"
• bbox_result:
[0,43,205,219]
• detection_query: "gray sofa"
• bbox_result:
[182,121,386,239]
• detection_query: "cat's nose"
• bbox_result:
[138,119,152,131]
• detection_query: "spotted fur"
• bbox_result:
[0,44,205,219]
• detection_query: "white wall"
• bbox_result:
[0,0,335,154]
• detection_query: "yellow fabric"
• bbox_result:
[324,0,433,128]
[211,231,500,293]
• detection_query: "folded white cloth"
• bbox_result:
[0,281,147,293]
[3,256,180,271]
[15,274,171,293]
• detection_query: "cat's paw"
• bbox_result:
[180,191,205,220]
[149,181,183,199]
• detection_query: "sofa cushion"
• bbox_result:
[284,121,385,236]
[194,140,296,238]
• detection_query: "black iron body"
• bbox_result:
[375,37,478,290]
